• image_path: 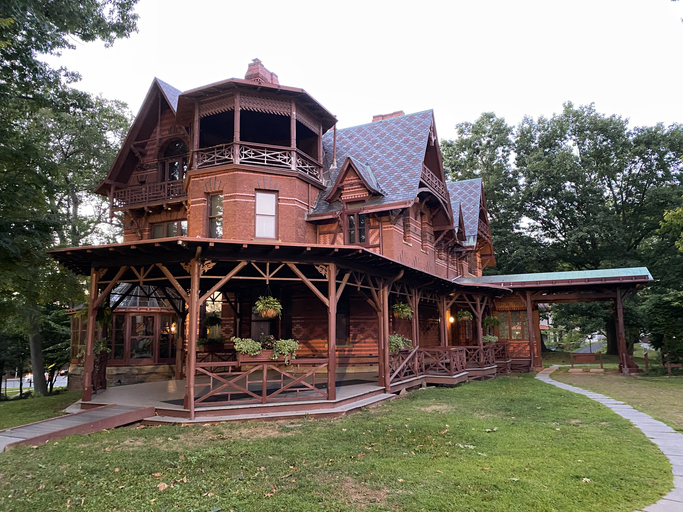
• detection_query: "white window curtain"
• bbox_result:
[255,191,277,238]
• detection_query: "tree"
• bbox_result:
[0,0,137,395]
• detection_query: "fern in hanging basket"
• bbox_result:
[482,316,501,330]
[456,310,473,321]
[391,302,413,320]
[254,296,282,319]
[202,313,222,328]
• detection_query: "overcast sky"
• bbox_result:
[45,0,683,140]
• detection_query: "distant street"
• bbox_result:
[1,375,69,390]
[576,342,606,354]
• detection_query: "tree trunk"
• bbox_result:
[28,302,48,396]
[605,315,618,356]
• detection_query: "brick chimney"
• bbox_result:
[372,111,405,122]
[245,58,279,85]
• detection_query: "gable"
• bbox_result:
[324,157,384,203]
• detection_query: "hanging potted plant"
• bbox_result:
[456,310,473,322]
[482,316,501,335]
[391,302,413,320]
[254,296,282,319]
[388,333,413,353]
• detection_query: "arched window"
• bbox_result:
[160,140,188,181]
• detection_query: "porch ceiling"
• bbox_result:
[49,238,499,295]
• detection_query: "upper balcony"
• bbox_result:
[194,141,322,182]
[112,179,186,210]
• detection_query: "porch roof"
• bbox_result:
[49,238,505,296]
[454,267,653,288]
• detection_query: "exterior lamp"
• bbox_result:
[449,316,455,323]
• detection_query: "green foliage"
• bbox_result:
[201,313,222,328]
[482,334,499,343]
[456,310,473,321]
[254,296,282,317]
[259,333,276,350]
[482,316,501,329]
[391,302,413,320]
[197,337,224,347]
[272,339,299,364]
[232,337,262,356]
[645,291,683,363]
[388,333,413,353]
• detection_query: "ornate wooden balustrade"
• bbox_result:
[112,180,186,209]
[389,347,423,384]
[462,345,496,367]
[194,142,323,182]
[421,347,466,376]
[492,342,510,362]
[420,164,447,203]
[194,358,329,407]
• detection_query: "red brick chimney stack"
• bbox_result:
[372,111,405,122]
[245,58,279,85]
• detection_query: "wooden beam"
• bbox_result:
[287,263,329,307]
[199,261,247,306]
[526,290,536,370]
[336,271,350,303]
[184,257,201,419]
[82,268,100,402]
[92,266,128,309]
[156,263,190,302]
[327,263,337,401]
[410,287,420,348]
[381,283,391,390]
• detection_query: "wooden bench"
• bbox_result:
[570,352,603,369]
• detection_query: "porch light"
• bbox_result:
[171,323,177,334]
[449,316,455,323]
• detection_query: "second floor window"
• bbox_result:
[209,194,223,238]
[347,213,366,244]
[152,220,187,238]
[255,191,277,239]
[162,140,188,181]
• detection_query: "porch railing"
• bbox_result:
[193,142,323,182]
[389,347,423,383]
[463,345,496,367]
[112,180,186,209]
[492,342,510,362]
[421,347,466,376]
[194,358,329,407]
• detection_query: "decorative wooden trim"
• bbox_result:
[93,266,128,309]
[296,104,318,134]
[287,263,329,307]
[240,94,290,116]
[199,94,235,118]
[199,261,247,306]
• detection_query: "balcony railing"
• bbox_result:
[420,164,447,203]
[194,142,323,183]
[112,180,186,209]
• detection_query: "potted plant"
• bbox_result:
[388,333,413,353]
[254,296,282,319]
[233,336,267,362]
[202,313,222,328]
[272,338,299,364]
[259,333,277,350]
[482,335,498,344]
[391,302,413,320]
[198,337,224,353]
[482,316,501,333]
[456,310,473,321]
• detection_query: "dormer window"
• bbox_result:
[347,212,366,245]
[161,140,188,182]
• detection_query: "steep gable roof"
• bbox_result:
[156,78,181,113]
[324,156,385,202]
[447,179,483,245]
[311,110,434,216]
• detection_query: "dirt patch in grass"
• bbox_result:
[417,404,453,413]
[337,477,388,509]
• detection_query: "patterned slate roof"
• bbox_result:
[311,110,434,215]
[156,78,181,113]
[347,156,385,196]
[451,200,461,232]
[447,179,482,243]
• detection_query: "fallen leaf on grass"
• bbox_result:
[583,478,591,483]
[436,470,443,473]
[153,473,162,477]
[114,468,119,472]
[157,482,168,491]
[481,468,490,471]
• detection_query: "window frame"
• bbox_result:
[345,212,368,245]
[254,190,278,240]
[151,220,187,239]
[208,194,223,238]
[160,140,188,182]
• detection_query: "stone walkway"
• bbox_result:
[536,366,683,512]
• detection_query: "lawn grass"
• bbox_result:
[0,375,673,511]
[541,350,648,369]
[551,367,683,432]
[0,391,81,430]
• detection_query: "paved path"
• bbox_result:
[0,405,154,452]
[536,366,683,512]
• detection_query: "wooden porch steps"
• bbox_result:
[0,405,155,452]
[143,393,395,425]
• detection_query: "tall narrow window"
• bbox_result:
[209,194,223,238]
[255,191,277,239]
[403,210,411,243]
[161,140,188,181]
[347,213,366,244]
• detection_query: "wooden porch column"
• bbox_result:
[615,288,629,373]
[82,267,100,402]
[410,288,420,348]
[439,295,449,347]
[532,306,543,369]
[381,283,391,390]
[525,291,536,370]
[184,256,201,419]
[327,263,337,401]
